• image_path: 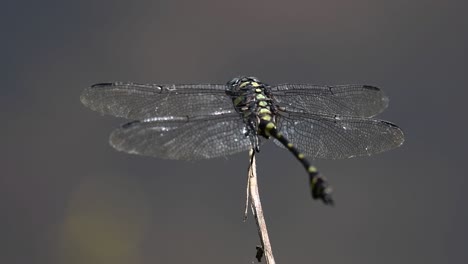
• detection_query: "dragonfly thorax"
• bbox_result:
[226,76,277,149]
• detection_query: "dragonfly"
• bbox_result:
[80,76,404,205]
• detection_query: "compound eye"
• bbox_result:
[227,77,240,86]
[249,76,260,82]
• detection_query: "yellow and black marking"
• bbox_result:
[259,119,334,205]
[226,76,333,205]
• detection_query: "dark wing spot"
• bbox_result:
[91,82,114,88]
[362,85,380,91]
[122,120,141,128]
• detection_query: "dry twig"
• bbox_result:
[245,149,276,264]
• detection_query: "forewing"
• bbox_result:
[274,112,404,159]
[109,114,253,160]
[270,84,389,117]
[80,82,233,119]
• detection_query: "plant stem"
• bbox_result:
[247,149,276,264]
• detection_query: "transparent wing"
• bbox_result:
[80,82,233,119]
[270,84,389,117]
[274,112,404,159]
[109,114,254,160]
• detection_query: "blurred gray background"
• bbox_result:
[2,0,467,263]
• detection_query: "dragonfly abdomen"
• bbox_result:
[259,119,334,205]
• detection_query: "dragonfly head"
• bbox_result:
[227,76,262,88]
